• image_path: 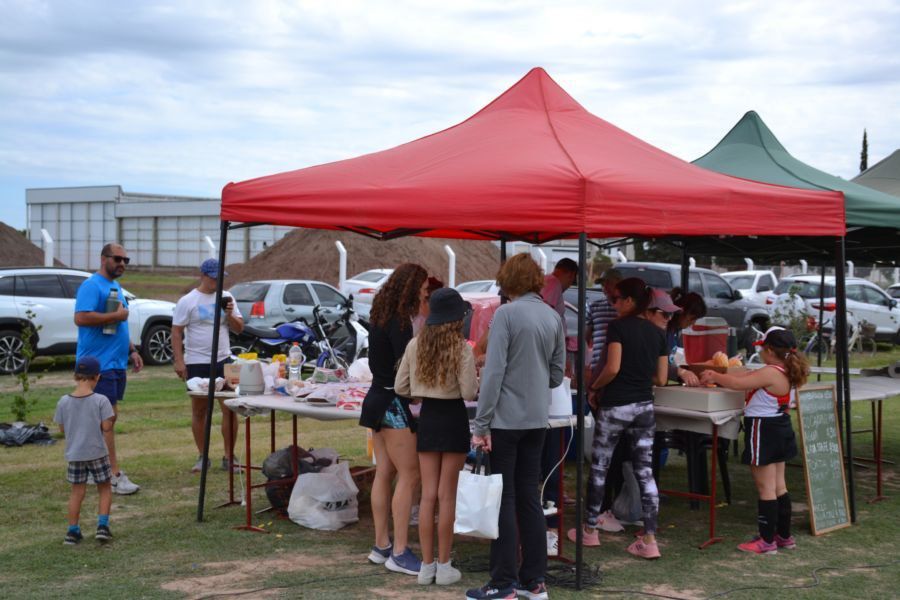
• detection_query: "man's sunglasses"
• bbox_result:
[608,294,621,303]
[104,254,131,265]
[651,308,673,320]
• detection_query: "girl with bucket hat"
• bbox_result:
[395,287,477,585]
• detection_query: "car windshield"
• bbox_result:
[774,280,836,298]
[230,282,270,302]
[723,275,754,289]
[353,271,388,283]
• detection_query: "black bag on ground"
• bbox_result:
[0,422,55,447]
[263,445,318,514]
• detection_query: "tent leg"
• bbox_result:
[680,241,690,292]
[575,233,587,590]
[833,238,856,522]
[198,219,229,522]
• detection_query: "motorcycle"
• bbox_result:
[230,300,367,370]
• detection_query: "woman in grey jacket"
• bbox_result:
[467,253,566,600]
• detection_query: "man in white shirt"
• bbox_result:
[172,259,244,473]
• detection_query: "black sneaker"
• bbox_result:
[95,525,112,542]
[64,530,83,545]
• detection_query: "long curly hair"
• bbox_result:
[369,263,428,330]
[416,319,466,387]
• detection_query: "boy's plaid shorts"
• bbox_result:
[67,456,112,484]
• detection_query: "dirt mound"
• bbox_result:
[0,221,65,267]
[225,229,500,287]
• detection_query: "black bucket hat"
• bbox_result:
[426,288,470,326]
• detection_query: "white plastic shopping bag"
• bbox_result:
[287,461,359,530]
[453,450,503,539]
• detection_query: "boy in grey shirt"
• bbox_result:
[54,356,115,545]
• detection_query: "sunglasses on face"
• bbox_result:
[104,254,131,265]
[609,294,621,303]
[651,309,673,320]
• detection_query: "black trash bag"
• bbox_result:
[0,422,56,447]
[263,445,318,514]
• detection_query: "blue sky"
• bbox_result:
[1,0,898,229]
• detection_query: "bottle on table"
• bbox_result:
[288,342,303,381]
[103,289,119,335]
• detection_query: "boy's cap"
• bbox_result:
[75,356,101,376]
[200,258,227,278]
[649,288,681,313]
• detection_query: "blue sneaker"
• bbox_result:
[466,583,517,599]
[367,542,393,565]
[385,547,421,575]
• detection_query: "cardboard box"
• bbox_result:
[654,385,745,412]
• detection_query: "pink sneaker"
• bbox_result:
[774,534,797,549]
[738,536,777,555]
[597,510,625,532]
[567,527,600,547]
[627,538,661,559]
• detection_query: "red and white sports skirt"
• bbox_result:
[742,414,797,466]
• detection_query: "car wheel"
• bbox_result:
[0,329,27,375]
[141,323,173,365]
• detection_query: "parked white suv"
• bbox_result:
[722,270,778,305]
[765,275,900,343]
[0,267,176,374]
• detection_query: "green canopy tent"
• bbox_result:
[692,111,900,264]
[854,149,900,198]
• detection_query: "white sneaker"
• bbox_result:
[546,530,559,556]
[112,471,140,495]
[417,561,436,585]
[598,510,624,532]
[435,561,461,585]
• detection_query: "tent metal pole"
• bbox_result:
[680,240,690,293]
[500,240,507,263]
[816,260,826,378]
[833,237,856,522]
[197,219,229,522]
[575,233,587,589]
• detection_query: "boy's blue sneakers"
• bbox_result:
[367,542,393,564]
[385,547,421,575]
[465,583,517,599]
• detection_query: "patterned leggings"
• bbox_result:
[586,400,659,534]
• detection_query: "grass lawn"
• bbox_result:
[2,348,900,599]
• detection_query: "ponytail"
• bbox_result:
[769,344,810,388]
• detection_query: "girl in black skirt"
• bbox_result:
[395,288,477,586]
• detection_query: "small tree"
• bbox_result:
[860,129,868,173]
[9,310,41,422]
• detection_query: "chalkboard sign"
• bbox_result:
[796,385,851,535]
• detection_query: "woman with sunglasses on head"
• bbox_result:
[395,288,477,586]
[666,289,707,386]
[359,263,429,576]
[570,277,668,559]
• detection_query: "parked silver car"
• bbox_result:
[339,269,393,319]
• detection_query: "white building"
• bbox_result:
[26,186,291,270]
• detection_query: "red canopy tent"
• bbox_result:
[204,69,849,580]
[222,68,844,241]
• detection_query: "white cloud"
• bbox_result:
[0,0,898,227]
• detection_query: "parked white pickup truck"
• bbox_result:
[722,270,779,306]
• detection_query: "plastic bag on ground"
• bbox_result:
[287,461,359,530]
[612,460,643,525]
[0,422,55,447]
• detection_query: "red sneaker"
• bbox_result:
[774,534,797,549]
[738,536,778,555]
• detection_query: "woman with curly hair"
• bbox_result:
[359,263,428,576]
[395,287,477,586]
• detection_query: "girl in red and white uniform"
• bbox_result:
[701,327,809,555]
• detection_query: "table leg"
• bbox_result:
[869,400,887,503]
[236,415,266,533]
[699,425,723,549]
